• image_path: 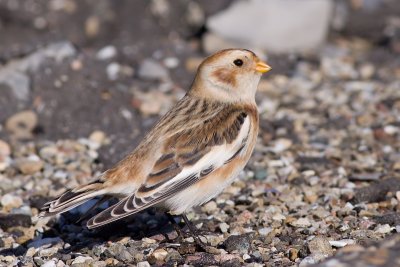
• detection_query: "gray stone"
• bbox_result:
[207,0,333,53]
[224,234,252,254]
[0,71,30,101]
[28,237,63,249]
[308,236,334,261]
[138,59,169,81]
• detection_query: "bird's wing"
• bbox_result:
[87,102,254,228]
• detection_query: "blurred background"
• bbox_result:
[0,0,399,168]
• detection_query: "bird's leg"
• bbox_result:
[181,213,208,250]
[165,212,185,241]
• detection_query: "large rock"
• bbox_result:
[207,0,333,53]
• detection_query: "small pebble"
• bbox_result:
[16,158,44,175]
[41,260,56,267]
[291,217,311,228]
[72,256,93,264]
[308,236,334,257]
[106,62,121,80]
[203,201,218,213]
[89,131,108,146]
[5,111,38,139]
[329,239,356,248]
[219,222,230,233]
[138,59,169,81]
[137,261,151,267]
[376,224,393,234]
[1,194,23,210]
[163,57,179,69]
[96,46,117,60]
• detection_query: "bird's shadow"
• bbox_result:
[0,205,184,257]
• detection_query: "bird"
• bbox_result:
[40,48,271,241]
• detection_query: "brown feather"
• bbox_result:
[212,68,237,87]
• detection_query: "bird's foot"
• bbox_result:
[166,212,220,253]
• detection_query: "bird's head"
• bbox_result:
[191,49,271,103]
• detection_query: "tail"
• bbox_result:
[40,181,107,217]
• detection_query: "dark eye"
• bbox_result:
[233,59,243,67]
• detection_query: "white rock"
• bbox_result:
[302,170,316,177]
[272,213,286,221]
[291,217,311,228]
[72,256,93,264]
[203,201,218,212]
[163,57,179,69]
[41,260,56,267]
[258,227,273,236]
[243,254,251,260]
[376,224,393,234]
[120,108,133,120]
[344,202,354,210]
[271,138,292,153]
[106,62,121,80]
[219,222,230,233]
[207,0,333,53]
[96,45,117,60]
[299,256,316,267]
[137,261,151,267]
[329,239,356,248]
[384,125,399,135]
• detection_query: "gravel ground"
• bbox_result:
[1,1,400,267]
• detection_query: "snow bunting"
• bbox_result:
[41,49,271,231]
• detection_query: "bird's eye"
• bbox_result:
[233,59,243,67]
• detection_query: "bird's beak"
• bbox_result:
[255,61,272,73]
